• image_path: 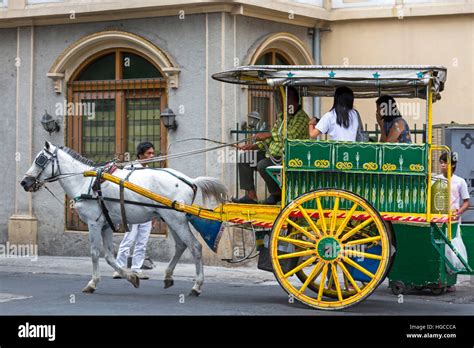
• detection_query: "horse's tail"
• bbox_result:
[192,176,228,204]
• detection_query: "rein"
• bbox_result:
[116,136,256,168]
[43,185,64,206]
[31,136,257,211]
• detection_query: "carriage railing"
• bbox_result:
[230,123,427,202]
[230,125,271,199]
[367,123,427,143]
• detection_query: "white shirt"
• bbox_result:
[434,174,470,210]
[125,162,144,170]
[316,109,359,141]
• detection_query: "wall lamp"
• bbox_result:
[40,110,60,135]
[161,107,178,131]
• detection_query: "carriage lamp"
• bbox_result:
[160,108,178,131]
[40,110,60,135]
[247,111,261,129]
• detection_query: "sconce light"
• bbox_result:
[161,107,178,131]
[40,110,60,135]
[247,110,261,129]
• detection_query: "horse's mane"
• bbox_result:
[59,146,96,166]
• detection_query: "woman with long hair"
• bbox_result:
[308,86,359,141]
[376,95,412,143]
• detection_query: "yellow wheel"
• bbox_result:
[270,189,391,310]
[294,221,393,298]
[290,223,358,298]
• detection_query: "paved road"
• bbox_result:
[1,271,474,315]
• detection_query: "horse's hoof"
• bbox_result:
[82,285,96,293]
[127,273,140,288]
[164,279,174,289]
[189,289,201,297]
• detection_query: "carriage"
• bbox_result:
[33,65,473,310]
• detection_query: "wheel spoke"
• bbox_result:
[334,203,358,239]
[327,268,334,289]
[283,256,318,278]
[329,197,340,236]
[337,260,361,293]
[277,236,315,249]
[345,235,382,246]
[277,249,315,260]
[340,218,374,242]
[343,249,382,261]
[317,264,329,301]
[343,272,350,291]
[316,197,328,234]
[299,261,325,293]
[297,205,323,238]
[331,263,343,301]
[342,256,375,279]
[288,230,302,238]
[285,219,319,242]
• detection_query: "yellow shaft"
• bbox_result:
[83,171,223,221]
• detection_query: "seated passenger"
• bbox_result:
[375,95,412,143]
[308,86,360,141]
[233,86,309,205]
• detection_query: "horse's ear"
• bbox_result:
[44,141,50,150]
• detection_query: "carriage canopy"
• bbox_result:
[212,65,447,101]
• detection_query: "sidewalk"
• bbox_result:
[0,256,277,286]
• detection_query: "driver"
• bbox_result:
[233,87,309,205]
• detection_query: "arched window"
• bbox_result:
[250,49,293,129]
[66,48,167,232]
[68,49,166,163]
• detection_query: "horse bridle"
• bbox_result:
[31,147,62,188]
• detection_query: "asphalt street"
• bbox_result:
[1,270,474,315]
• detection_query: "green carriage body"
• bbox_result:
[284,140,429,214]
[388,223,458,293]
[211,64,474,309]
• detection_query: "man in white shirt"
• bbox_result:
[113,141,156,280]
[438,152,470,221]
[437,152,470,292]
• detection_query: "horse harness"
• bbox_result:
[77,166,198,233]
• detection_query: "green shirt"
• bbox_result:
[257,108,310,157]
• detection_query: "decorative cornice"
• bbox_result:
[246,32,314,65]
[47,30,180,93]
[0,1,471,29]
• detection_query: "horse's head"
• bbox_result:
[21,141,60,192]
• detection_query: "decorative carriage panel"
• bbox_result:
[285,171,428,214]
[285,140,429,213]
[286,140,428,176]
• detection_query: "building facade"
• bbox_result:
[1,0,472,265]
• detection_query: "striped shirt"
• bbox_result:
[257,107,310,157]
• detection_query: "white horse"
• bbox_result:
[21,141,227,295]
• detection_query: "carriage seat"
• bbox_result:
[265,165,282,187]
